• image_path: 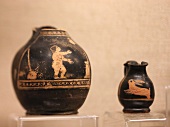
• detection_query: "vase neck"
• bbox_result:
[126,65,147,76]
[124,61,148,76]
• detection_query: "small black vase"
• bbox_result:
[118,61,155,113]
[12,26,91,115]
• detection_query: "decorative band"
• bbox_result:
[40,30,67,36]
[17,79,90,90]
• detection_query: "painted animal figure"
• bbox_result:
[124,79,151,99]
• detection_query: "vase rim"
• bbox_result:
[33,26,66,32]
[124,61,148,66]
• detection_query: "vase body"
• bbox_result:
[12,26,91,115]
[118,61,155,113]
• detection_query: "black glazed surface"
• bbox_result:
[118,61,155,113]
[12,26,91,115]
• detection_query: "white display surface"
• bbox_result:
[166,85,170,127]
[9,114,98,127]
[103,112,166,127]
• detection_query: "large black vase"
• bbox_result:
[118,61,155,113]
[12,26,91,115]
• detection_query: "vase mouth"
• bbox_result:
[32,26,55,32]
[32,26,68,36]
[39,26,57,30]
[33,26,66,32]
[124,60,148,66]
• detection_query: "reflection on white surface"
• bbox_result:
[9,114,98,127]
[103,111,166,127]
[165,85,170,127]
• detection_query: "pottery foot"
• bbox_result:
[26,110,78,115]
[123,108,150,113]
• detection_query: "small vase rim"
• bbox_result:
[124,61,148,66]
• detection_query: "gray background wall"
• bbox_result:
[0,0,170,127]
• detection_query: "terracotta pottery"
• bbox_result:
[118,61,155,113]
[12,26,91,115]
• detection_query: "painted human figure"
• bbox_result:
[84,61,90,78]
[50,45,73,79]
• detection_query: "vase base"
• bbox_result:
[26,110,78,115]
[123,108,150,113]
